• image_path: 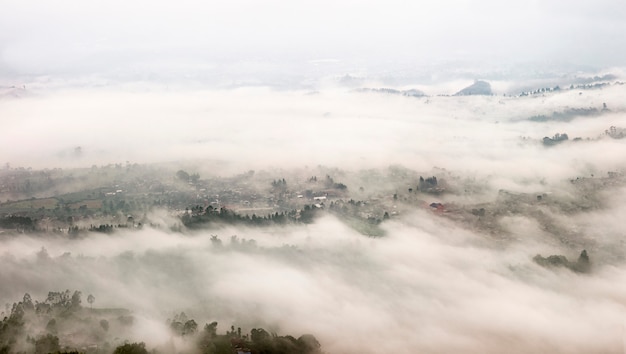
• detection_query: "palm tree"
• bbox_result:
[87,294,95,309]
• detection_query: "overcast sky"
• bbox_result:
[1,0,625,81]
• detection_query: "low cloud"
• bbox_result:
[1,210,626,353]
[2,75,626,353]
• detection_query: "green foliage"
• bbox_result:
[271,178,287,188]
[46,318,57,334]
[182,205,309,229]
[176,170,190,182]
[529,107,601,122]
[251,328,270,343]
[0,215,35,231]
[324,175,347,190]
[542,132,569,146]
[100,319,109,331]
[34,334,60,354]
[0,290,324,354]
[533,250,591,273]
[113,342,148,354]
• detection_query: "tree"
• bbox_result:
[298,334,322,353]
[34,334,60,354]
[100,319,109,332]
[113,342,148,354]
[46,319,57,334]
[87,294,95,309]
[22,293,34,312]
[204,321,218,337]
[71,291,82,309]
[176,170,190,182]
[251,328,270,343]
[183,319,198,336]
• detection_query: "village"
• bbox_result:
[0,162,457,235]
[0,162,623,244]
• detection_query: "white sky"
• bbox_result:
[1,0,625,80]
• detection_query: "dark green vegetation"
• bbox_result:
[517,75,623,97]
[0,292,321,354]
[542,133,569,146]
[530,107,603,123]
[186,320,321,354]
[0,290,130,353]
[534,250,591,273]
[534,125,625,146]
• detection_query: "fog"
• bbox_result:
[2,75,626,352]
[2,83,626,180]
[2,207,626,353]
[2,1,626,351]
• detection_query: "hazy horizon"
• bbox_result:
[2,0,626,88]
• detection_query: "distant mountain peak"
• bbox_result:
[454,80,492,96]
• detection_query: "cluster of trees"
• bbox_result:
[605,126,625,139]
[306,175,347,190]
[0,215,35,231]
[529,107,601,122]
[518,76,621,97]
[270,178,287,189]
[168,312,198,337]
[173,315,322,354]
[1,290,323,354]
[176,170,200,184]
[0,290,107,353]
[182,205,321,229]
[323,175,347,190]
[89,223,137,234]
[113,342,148,354]
[417,176,444,194]
[518,85,562,96]
[542,133,569,146]
[533,250,591,273]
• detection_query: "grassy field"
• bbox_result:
[0,197,59,211]
[69,199,103,209]
[0,196,104,213]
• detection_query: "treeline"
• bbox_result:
[0,215,35,231]
[518,77,622,97]
[542,133,570,146]
[0,290,130,354]
[181,205,320,228]
[533,250,591,273]
[529,107,603,122]
[0,291,322,354]
[162,312,321,354]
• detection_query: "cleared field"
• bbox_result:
[0,197,59,210]
[69,199,103,209]
[0,197,104,212]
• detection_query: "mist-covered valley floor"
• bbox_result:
[2,77,626,354]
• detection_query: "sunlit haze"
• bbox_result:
[1,1,626,353]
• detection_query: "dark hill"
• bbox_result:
[454,81,492,96]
